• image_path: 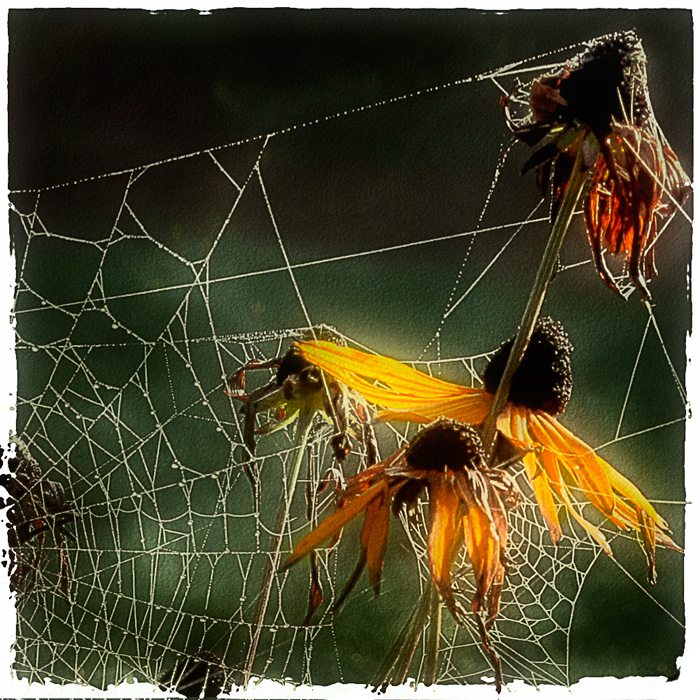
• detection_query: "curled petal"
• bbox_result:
[485,490,510,625]
[302,552,324,626]
[638,508,657,585]
[584,125,691,299]
[426,475,466,621]
[462,500,501,614]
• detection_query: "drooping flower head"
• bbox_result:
[280,419,520,691]
[505,31,691,299]
[297,318,682,584]
[483,316,572,416]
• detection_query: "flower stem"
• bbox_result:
[481,153,589,460]
[237,409,315,688]
[371,581,437,690]
[424,590,442,685]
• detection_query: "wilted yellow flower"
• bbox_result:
[298,317,682,583]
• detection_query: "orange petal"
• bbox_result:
[362,480,391,594]
[554,480,613,557]
[427,475,466,620]
[597,458,669,530]
[524,412,616,553]
[280,481,385,571]
[463,503,500,611]
[509,407,562,544]
[333,480,392,611]
[539,439,564,490]
[523,451,562,545]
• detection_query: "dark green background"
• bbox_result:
[8,7,692,691]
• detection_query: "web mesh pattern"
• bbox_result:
[6,30,689,694]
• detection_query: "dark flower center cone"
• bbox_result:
[483,317,573,416]
[406,420,486,473]
[558,32,646,134]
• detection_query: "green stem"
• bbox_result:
[424,589,442,686]
[481,153,589,460]
[237,410,314,688]
[371,582,437,690]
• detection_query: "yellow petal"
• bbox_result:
[508,407,562,544]
[597,458,669,530]
[523,451,563,545]
[531,412,615,516]
[523,411,615,553]
[375,392,493,424]
[298,341,483,416]
[554,480,613,556]
[300,341,465,394]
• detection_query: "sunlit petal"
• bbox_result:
[531,411,615,515]
[555,480,613,556]
[427,475,466,620]
[508,407,562,544]
[299,341,480,411]
[375,392,492,424]
[280,481,385,571]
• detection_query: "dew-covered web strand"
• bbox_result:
[7,32,690,691]
[9,37,585,197]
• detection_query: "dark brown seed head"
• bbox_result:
[406,419,487,473]
[532,31,648,136]
[483,317,573,416]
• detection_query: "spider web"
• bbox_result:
[4,28,691,698]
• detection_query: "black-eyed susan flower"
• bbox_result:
[280,419,520,691]
[505,31,691,299]
[296,317,682,584]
